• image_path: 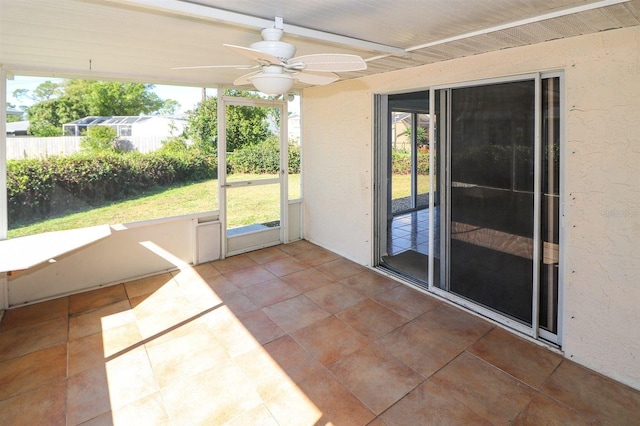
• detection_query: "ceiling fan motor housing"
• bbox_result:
[250,28,296,61]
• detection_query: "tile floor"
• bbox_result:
[1,240,639,425]
[387,208,435,256]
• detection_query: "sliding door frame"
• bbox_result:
[374,72,564,345]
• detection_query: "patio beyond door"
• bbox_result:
[220,97,288,256]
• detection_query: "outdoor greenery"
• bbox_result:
[8,174,301,238]
[6,150,218,226]
[391,149,430,174]
[8,80,298,237]
[228,135,301,174]
[15,80,178,136]
[184,90,274,153]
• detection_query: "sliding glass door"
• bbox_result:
[447,80,536,324]
[375,73,562,344]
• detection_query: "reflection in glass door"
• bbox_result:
[431,75,562,342]
[447,81,536,325]
[220,97,287,256]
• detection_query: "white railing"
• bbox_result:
[5,136,170,159]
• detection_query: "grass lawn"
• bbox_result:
[9,174,301,238]
[392,173,431,200]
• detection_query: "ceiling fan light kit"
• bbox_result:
[174,18,367,95]
[250,72,295,95]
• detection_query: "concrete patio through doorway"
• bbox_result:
[1,240,639,425]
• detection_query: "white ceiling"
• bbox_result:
[1,0,639,90]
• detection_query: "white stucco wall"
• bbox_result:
[301,26,640,390]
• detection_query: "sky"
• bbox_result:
[6,76,213,115]
[6,75,299,116]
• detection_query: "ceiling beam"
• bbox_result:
[104,0,409,57]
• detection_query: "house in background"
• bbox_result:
[5,120,28,136]
[0,0,639,396]
[62,115,187,138]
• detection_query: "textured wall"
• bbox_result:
[302,25,640,390]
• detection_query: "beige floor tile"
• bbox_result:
[104,346,160,410]
[296,368,376,425]
[376,322,466,378]
[124,273,174,299]
[373,284,440,320]
[276,239,317,256]
[541,360,640,425]
[413,302,494,348]
[132,290,202,340]
[291,245,341,266]
[68,300,134,341]
[305,282,367,314]
[242,277,300,307]
[336,298,408,340]
[237,309,286,345]
[173,273,224,310]
[146,322,228,388]
[329,342,424,414]
[0,379,67,426]
[219,288,259,316]
[469,327,563,388]
[246,246,292,264]
[263,257,310,277]
[0,316,67,362]
[225,265,279,288]
[190,261,221,279]
[430,351,537,424]
[266,368,376,426]
[226,404,279,426]
[281,267,336,293]
[203,274,241,296]
[262,335,325,384]
[235,346,301,401]
[315,258,366,280]
[379,379,491,425]
[512,393,598,425]
[212,253,258,274]
[69,332,107,377]
[67,365,112,425]
[69,284,128,315]
[292,316,369,366]
[340,270,400,297]
[86,392,171,426]
[0,344,66,401]
[263,294,330,333]
[161,360,262,425]
[201,306,263,357]
[0,297,68,332]
[263,380,325,426]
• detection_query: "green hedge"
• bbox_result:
[392,150,430,174]
[7,151,217,224]
[227,137,301,174]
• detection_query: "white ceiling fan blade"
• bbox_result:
[171,64,257,70]
[294,70,339,85]
[224,44,282,66]
[234,71,262,86]
[289,54,367,72]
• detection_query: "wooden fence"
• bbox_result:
[5,136,169,160]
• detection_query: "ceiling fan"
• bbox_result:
[173,22,368,95]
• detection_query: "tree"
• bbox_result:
[27,97,89,136]
[80,125,119,152]
[184,89,271,153]
[160,99,181,115]
[186,97,218,153]
[68,80,164,116]
[13,80,63,103]
[18,79,178,136]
